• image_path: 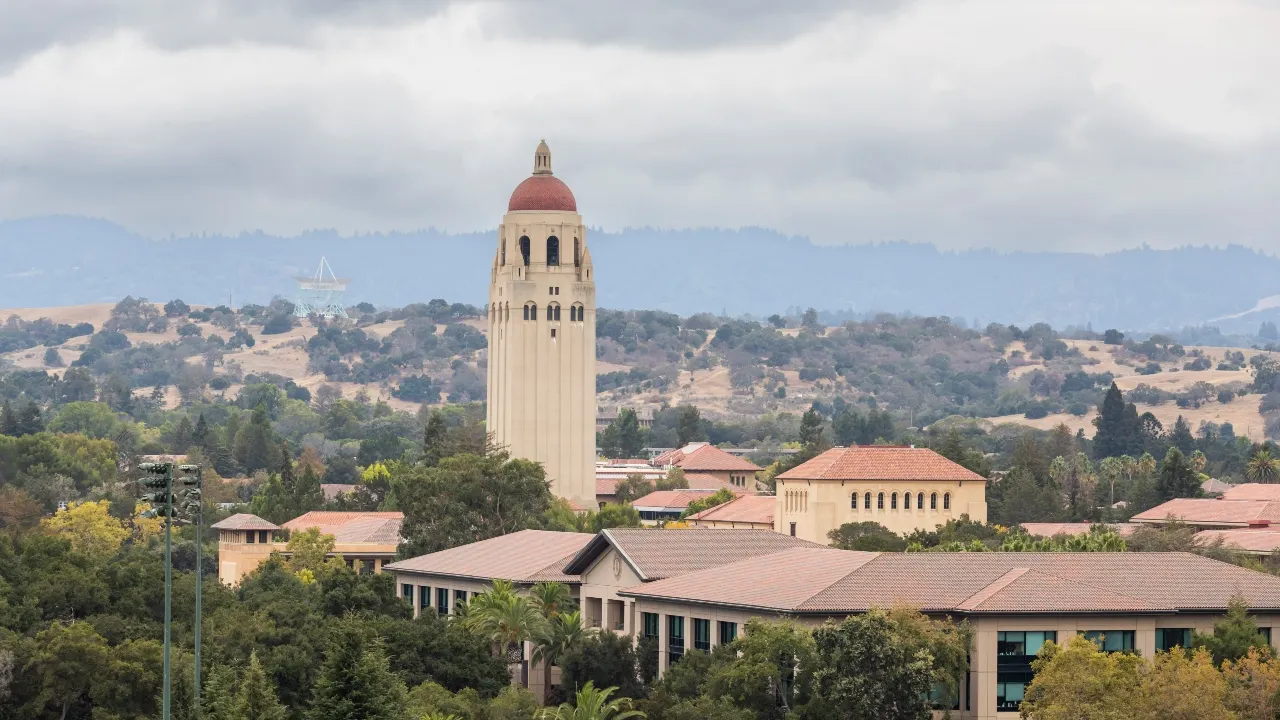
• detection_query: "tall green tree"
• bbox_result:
[294,465,325,516]
[538,682,645,720]
[1246,450,1280,484]
[675,406,706,446]
[1093,383,1131,459]
[1169,415,1196,454]
[1193,596,1274,667]
[235,405,277,474]
[1158,447,1201,501]
[27,621,111,720]
[422,410,449,467]
[234,651,287,720]
[309,621,410,720]
[809,609,944,720]
[201,664,239,720]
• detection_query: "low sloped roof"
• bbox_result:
[633,489,745,511]
[384,529,592,584]
[211,513,279,531]
[620,549,1280,615]
[653,443,761,472]
[1020,522,1140,538]
[1222,484,1280,501]
[778,446,986,482]
[1130,498,1280,527]
[687,495,776,525]
[283,511,404,544]
[1195,529,1280,554]
[563,527,822,581]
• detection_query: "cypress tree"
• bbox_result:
[422,410,448,467]
[173,415,195,453]
[193,413,210,451]
[676,406,705,445]
[294,465,324,516]
[1093,383,1127,459]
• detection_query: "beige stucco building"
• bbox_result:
[487,141,596,509]
[211,511,402,585]
[775,445,988,542]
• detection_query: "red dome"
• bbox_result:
[508,175,577,212]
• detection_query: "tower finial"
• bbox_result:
[533,139,552,175]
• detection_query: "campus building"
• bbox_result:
[388,527,1280,719]
[775,445,988,542]
[211,510,402,585]
[651,442,762,490]
[486,141,597,510]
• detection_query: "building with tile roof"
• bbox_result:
[631,489,746,525]
[651,442,761,490]
[1195,528,1280,555]
[775,445,988,542]
[686,494,776,530]
[212,511,404,585]
[1221,483,1280,501]
[1130,497,1280,529]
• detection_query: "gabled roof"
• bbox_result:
[562,527,822,581]
[620,549,1280,615]
[1195,529,1280,554]
[1130,498,1280,527]
[384,529,591,584]
[282,511,404,544]
[653,443,761,473]
[1221,483,1280,501]
[687,494,776,525]
[632,489,744,511]
[211,513,279,531]
[778,446,986,482]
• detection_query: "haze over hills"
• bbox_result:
[3,215,1279,332]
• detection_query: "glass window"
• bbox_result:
[668,616,685,665]
[877,492,884,509]
[455,589,468,606]
[891,492,898,509]
[996,681,1025,711]
[918,492,925,508]
[1083,630,1136,653]
[718,621,737,646]
[927,682,960,711]
[944,492,951,510]
[851,494,858,510]
[419,586,430,610]
[642,612,660,640]
[1156,628,1191,652]
[904,493,911,510]
[931,492,938,509]
[996,631,1056,711]
[693,618,711,651]
[998,631,1057,657]
[401,583,413,601]
[864,492,872,509]
[437,588,449,616]
[245,531,255,544]
[1262,627,1273,645]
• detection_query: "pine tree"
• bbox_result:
[422,410,448,467]
[201,664,239,720]
[193,413,210,452]
[1170,415,1196,454]
[675,406,706,446]
[232,652,287,720]
[279,440,296,494]
[614,409,646,458]
[0,401,18,436]
[1093,383,1128,459]
[235,405,276,474]
[173,415,195,453]
[294,465,324,516]
[1158,447,1201,501]
[16,402,44,436]
[308,622,410,720]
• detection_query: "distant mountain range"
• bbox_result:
[1,215,1278,333]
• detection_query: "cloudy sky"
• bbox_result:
[1,0,1277,251]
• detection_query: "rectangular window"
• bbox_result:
[419,586,431,611]
[668,616,685,665]
[996,631,1056,712]
[402,583,414,601]
[1083,630,1136,653]
[437,588,450,616]
[642,612,660,640]
[693,618,711,652]
[455,589,468,606]
[1156,628,1191,652]
[789,522,797,537]
[551,328,556,339]
[260,531,269,543]
[927,682,960,711]
[245,531,255,544]
[1263,628,1273,645]
[718,621,737,646]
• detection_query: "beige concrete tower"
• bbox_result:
[487,141,597,508]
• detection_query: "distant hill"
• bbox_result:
[3,215,1279,331]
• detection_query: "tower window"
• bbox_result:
[524,303,537,321]
[574,237,580,268]
[549,303,560,321]
[551,328,556,339]
[547,236,560,266]
[520,236,530,266]
[501,239,506,266]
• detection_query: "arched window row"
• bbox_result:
[569,304,585,322]
[851,490,952,512]
[523,303,537,321]
[548,303,561,321]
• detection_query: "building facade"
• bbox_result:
[487,141,596,509]
[775,445,988,542]
[211,511,401,585]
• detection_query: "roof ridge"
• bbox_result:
[793,550,883,611]
[1018,567,1168,609]
[957,567,1031,611]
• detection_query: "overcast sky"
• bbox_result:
[1,0,1277,252]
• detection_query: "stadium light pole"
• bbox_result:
[139,461,175,720]
[177,464,204,718]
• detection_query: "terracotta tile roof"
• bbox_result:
[1222,484,1280,501]
[1195,529,1280,554]
[653,443,762,472]
[563,527,822,581]
[321,484,357,501]
[687,495,776,525]
[385,529,591,584]
[597,478,619,496]
[621,549,1280,614]
[1020,522,1140,538]
[632,489,744,511]
[778,446,986,482]
[1130,499,1280,527]
[211,513,280,531]
[282,511,404,544]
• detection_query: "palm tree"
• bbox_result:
[537,682,645,720]
[530,581,575,619]
[463,580,547,664]
[1248,450,1280,484]
[533,609,591,672]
